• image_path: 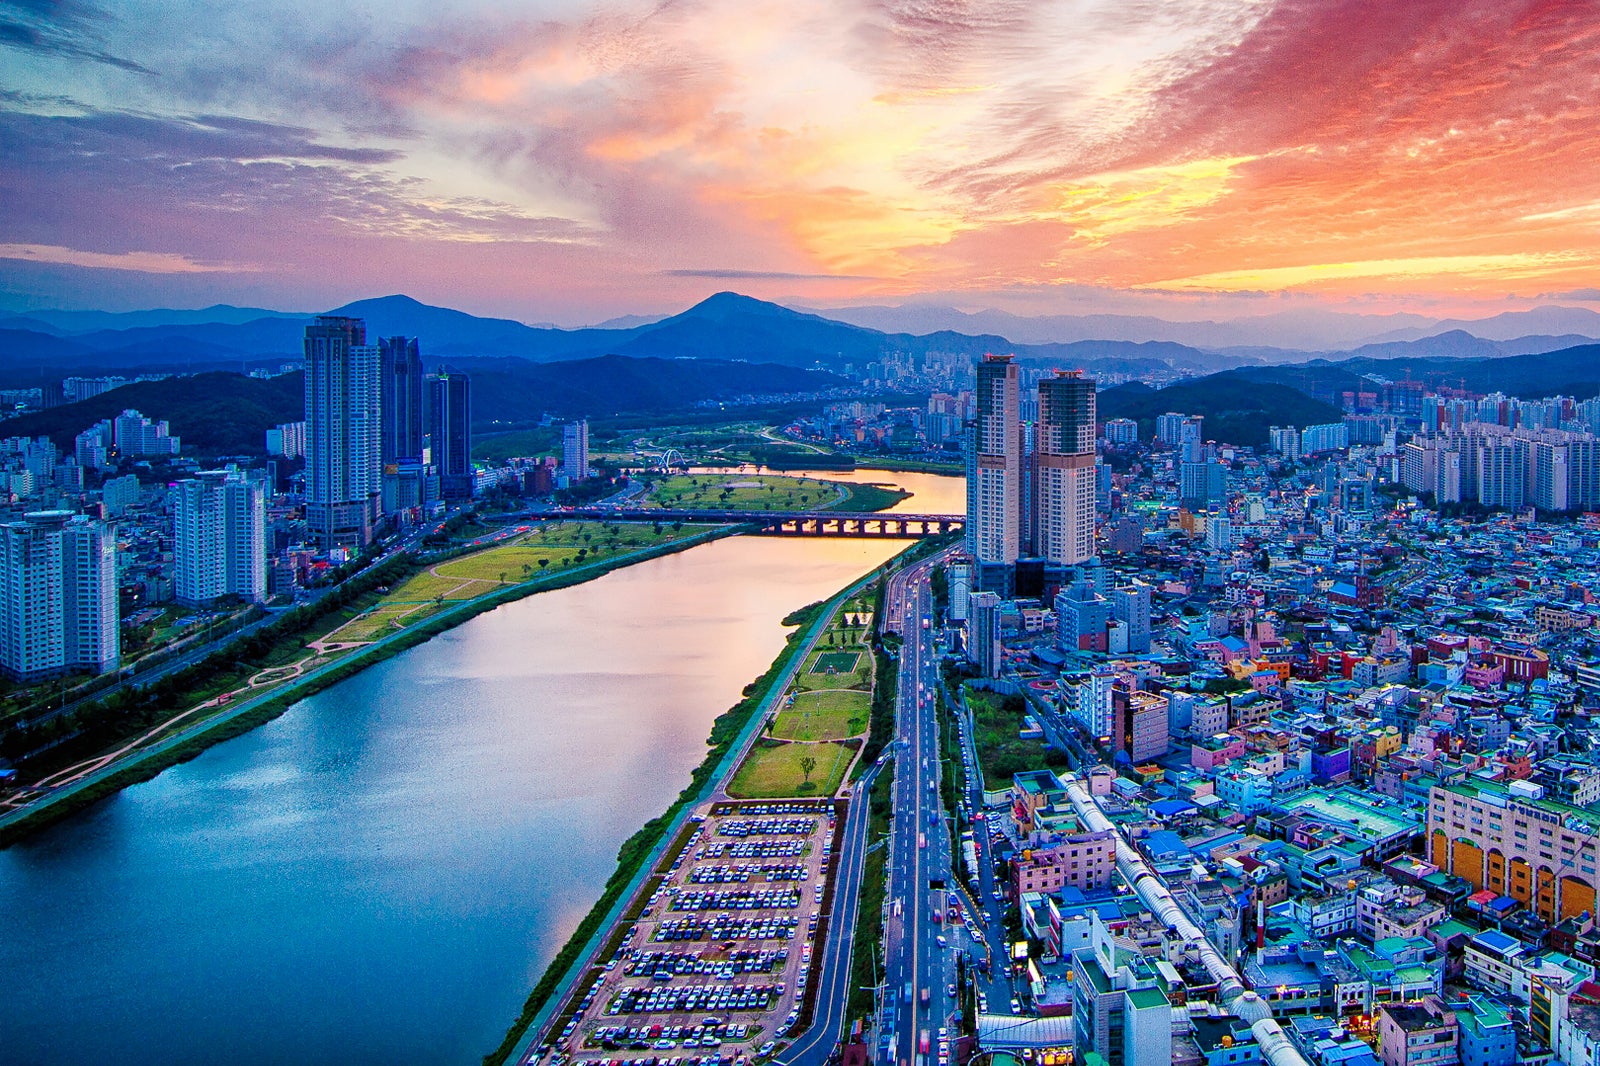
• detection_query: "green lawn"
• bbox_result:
[795,647,870,692]
[642,474,843,512]
[811,650,861,674]
[771,689,870,742]
[728,740,855,798]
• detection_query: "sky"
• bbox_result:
[3,0,1600,326]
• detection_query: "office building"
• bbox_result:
[1034,370,1097,566]
[563,419,590,484]
[1110,582,1152,654]
[304,316,381,548]
[1181,460,1228,509]
[1071,913,1172,1066]
[971,355,1021,566]
[0,511,118,682]
[1112,686,1169,763]
[1426,780,1599,924]
[429,368,473,500]
[174,470,267,606]
[968,591,1002,678]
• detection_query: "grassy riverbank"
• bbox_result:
[0,525,733,848]
[479,595,839,1066]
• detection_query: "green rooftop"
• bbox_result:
[1125,987,1169,1010]
[1442,777,1600,823]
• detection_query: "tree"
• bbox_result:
[538,558,549,571]
[499,571,507,584]
[799,754,817,785]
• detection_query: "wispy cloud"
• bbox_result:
[7,0,1600,320]
[663,269,880,281]
[0,243,255,274]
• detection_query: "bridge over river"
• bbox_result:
[509,507,963,537]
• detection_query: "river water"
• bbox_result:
[0,471,960,1066]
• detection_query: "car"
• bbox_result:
[758,1042,777,1057]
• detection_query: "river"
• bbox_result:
[0,471,960,1066]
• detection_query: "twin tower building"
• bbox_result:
[966,354,1098,589]
[304,316,472,549]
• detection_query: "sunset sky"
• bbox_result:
[4,0,1600,325]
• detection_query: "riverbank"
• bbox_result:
[854,456,963,475]
[0,525,736,848]
[483,549,920,1066]
[486,532,957,1066]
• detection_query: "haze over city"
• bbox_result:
[5,0,1600,328]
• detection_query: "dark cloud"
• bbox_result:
[0,0,151,73]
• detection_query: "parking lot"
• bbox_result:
[536,800,842,1066]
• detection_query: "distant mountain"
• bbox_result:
[1,372,303,457]
[452,352,851,423]
[811,303,1440,351]
[15,304,301,333]
[1099,370,1345,447]
[590,312,668,330]
[1363,306,1600,344]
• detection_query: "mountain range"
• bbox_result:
[4,293,1599,386]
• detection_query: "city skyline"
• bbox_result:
[5,2,1600,324]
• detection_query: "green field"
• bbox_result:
[327,522,709,643]
[727,740,855,798]
[796,646,870,692]
[643,474,842,512]
[771,689,870,742]
[811,650,861,674]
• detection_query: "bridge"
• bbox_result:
[510,507,963,538]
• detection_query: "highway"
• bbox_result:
[777,759,884,1066]
[882,550,955,1066]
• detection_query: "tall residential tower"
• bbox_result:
[0,511,118,682]
[1034,370,1097,565]
[304,317,381,548]
[971,354,1021,566]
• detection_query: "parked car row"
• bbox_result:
[670,889,802,912]
[696,840,805,859]
[715,818,817,838]
[624,948,788,978]
[607,982,781,1016]
[652,916,800,942]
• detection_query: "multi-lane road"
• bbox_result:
[882,551,957,1066]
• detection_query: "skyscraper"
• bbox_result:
[1034,370,1097,566]
[0,510,118,681]
[304,316,381,548]
[563,419,590,483]
[971,354,1021,566]
[379,336,426,465]
[174,470,267,606]
[429,368,473,500]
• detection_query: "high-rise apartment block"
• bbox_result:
[0,511,118,681]
[429,368,473,500]
[174,470,267,606]
[563,420,590,484]
[1034,370,1097,566]
[304,317,381,548]
[971,355,1021,566]
[379,336,427,466]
